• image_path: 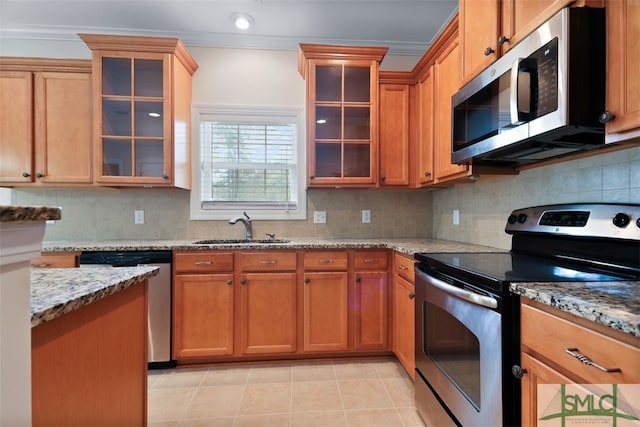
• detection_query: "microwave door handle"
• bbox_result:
[509,58,523,126]
[421,270,498,309]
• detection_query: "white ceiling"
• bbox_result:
[0,0,459,55]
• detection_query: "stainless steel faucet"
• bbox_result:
[228,212,253,239]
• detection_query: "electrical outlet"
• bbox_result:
[362,209,371,224]
[313,211,326,224]
[134,210,145,225]
[453,209,460,225]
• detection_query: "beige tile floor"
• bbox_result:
[148,357,426,427]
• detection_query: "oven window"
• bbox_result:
[425,303,481,409]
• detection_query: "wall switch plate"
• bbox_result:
[453,209,460,225]
[314,211,326,224]
[134,210,145,225]
[362,209,371,224]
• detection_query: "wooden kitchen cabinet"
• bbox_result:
[378,74,412,186]
[519,300,640,426]
[0,58,92,185]
[414,66,435,187]
[239,252,297,355]
[460,0,598,84]
[302,251,349,352]
[353,251,389,351]
[392,252,416,379]
[80,34,198,188]
[604,0,640,143]
[298,44,388,187]
[173,252,235,358]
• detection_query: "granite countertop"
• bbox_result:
[41,238,639,339]
[510,281,640,338]
[30,266,159,328]
[0,205,61,222]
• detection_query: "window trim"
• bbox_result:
[190,104,307,221]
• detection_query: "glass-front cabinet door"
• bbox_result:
[299,44,387,187]
[80,33,198,188]
[99,54,170,183]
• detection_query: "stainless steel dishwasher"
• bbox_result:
[79,250,175,369]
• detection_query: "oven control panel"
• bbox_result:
[505,203,640,240]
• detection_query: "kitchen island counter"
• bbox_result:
[30,265,159,327]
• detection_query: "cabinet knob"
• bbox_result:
[241,278,247,285]
[22,172,31,178]
[226,279,233,285]
[424,171,431,177]
[162,174,169,180]
[498,35,510,46]
[309,175,315,180]
[408,293,415,299]
[511,365,527,379]
[484,47,495,56]
[355,276,361,283]
[304,277,310,284]
[598,111,615,124]
[36,172,44,178]
[380,176,386,181]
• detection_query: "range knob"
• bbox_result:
[637,217,640,229]
[508,214,518,224]
[517,213,528,223]
[613,213,630,228]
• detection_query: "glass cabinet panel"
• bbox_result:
[100,56,165,178]
[316,66,342,102]
[315,143,342,177]
[344,107,370,139]
[344,144,370,177]
[315,106,341,139]
[344,67,370,102]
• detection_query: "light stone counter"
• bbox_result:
[30,266,159,327]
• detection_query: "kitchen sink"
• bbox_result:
[192,239,290,245]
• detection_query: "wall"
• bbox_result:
[432,145,640,250]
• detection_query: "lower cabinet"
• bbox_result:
[519,299,640,426]
[172,249,393,364]
[353,251,389,351]
[392,252,416,379]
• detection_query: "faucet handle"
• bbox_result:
[243,211,251,221]
[265,233,275,240]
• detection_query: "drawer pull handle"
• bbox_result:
[319,259,334,264]
[565,348,621,373]
[194,261,212,265]
[364,258,379,264]
[398,264,408,270]
[261,260,277,265]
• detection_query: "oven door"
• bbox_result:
[415,266,503,426]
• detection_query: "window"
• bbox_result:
[190,106,306,220]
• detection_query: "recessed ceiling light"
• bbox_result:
[230,12,254,30]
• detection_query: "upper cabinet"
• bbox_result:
[298,44,387,187]
[80,34,198,188]
[460,0,599,85]
[604,0,640,143]
[0,58,92,186]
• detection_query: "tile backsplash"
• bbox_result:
[11,187,433,242]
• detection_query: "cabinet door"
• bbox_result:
[605,0,640,138]
[0,71,33,183]
[353,271,388,350]
[434,39,469,182]
[303,272,349,352]
[415,69,435,186]
[520,353,574,427]
[393,275,415,379]
[34,72,92,183]
[173,274,234,358]
[379,83,410,186]
[460,0,500,84]
[94,53,172,185]
[239,272,297,355]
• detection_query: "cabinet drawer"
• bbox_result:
[240,252,297,272]
[393,252,415,283]
[353,251,388,270]
[31,251,80,268]
[304,251,348,271]
[174,252,234,273]
[521,304,640,384]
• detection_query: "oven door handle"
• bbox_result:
[422,271,498,309]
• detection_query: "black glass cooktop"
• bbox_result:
[415,252,633,286]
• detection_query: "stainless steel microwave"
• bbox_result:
[451,7,606,167]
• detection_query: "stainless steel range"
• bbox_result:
[414,203,640,426]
